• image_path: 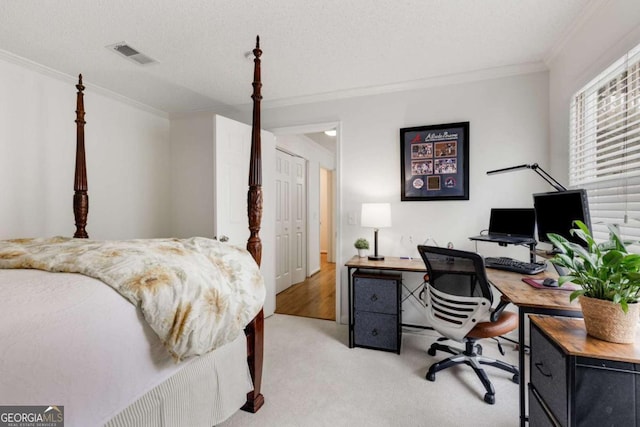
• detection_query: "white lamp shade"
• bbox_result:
[361,203,392,228]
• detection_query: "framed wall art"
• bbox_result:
[400,122,469,201]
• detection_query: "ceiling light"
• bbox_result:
[324,129,336,137]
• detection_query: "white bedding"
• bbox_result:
[0,237,266,360]
[0,269,252,426]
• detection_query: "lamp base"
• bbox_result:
[368,255,385,261]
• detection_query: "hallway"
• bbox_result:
[275,253,335,320]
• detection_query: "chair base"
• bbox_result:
[426,339,519,405]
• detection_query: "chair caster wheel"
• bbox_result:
[512,373,520,384]
[427,348,436,356]
[426,371,436,382]
[484,393,495,405]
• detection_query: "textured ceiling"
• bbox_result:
[0,0,595,115]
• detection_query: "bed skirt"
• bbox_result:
[106,333,252,427]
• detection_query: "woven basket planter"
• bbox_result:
[579,295,640,344]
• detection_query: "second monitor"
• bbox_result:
[533,189,591,247]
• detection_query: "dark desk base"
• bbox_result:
[516,307,582,426]
[351,270,402,353]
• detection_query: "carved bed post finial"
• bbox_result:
[242,35,265,414]
[73,74,89,238]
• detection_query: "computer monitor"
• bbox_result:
[533,189,592,247]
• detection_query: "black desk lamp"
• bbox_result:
[361,203,391,260]
[486,163,567,192]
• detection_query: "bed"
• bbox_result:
[0,37,265,426]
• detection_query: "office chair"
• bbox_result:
[417,245,519,404]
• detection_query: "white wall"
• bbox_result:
[548,0,640,183]
[263,71,551,323]
[275,133,336,275]
[0,56,171,240]
[169,113,216,238]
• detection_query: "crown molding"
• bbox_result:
[233,61,548,110]
[543,0,610,65]
[1,43,548,118]
[0,48,168,119]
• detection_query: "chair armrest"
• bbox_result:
[490,296,511,323]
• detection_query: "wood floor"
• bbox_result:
[275,253,335,320]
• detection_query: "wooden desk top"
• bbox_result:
[345,256,581,312]
[531,315,640,364]
[345,256,426,272]
[486,268,581,312]
[344,255,476,274]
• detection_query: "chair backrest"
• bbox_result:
[417,245,493,341]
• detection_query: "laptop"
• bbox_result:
[469,208,536,244]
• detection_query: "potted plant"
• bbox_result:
[548,220,640,343]
[354,238,370,258]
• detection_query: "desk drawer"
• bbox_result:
[354,311,398,351]
[353,272,400,315]
[529,384,561,427]
[531,323,567,425]
[574,357,640,426]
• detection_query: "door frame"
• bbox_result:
[269,121,342,324]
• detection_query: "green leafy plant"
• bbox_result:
[354,238,370,250]
[548,220,640,313]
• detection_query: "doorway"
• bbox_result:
[272,123,340,321]
[274,255,336,319]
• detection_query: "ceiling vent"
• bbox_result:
[107,42,157,65]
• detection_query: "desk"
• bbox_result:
[345,256,428,350]
[487,269,582,427]
[345,255,479,348]
[346,256,582,425]
[529,316,640,426]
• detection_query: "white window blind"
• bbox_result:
[569,43,640,252]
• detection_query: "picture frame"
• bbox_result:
[400,122,469,201]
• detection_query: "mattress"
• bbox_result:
[0,269,252,427]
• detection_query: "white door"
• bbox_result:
[291,156,306,284]
[275,150,307,292]
[213,115,276,316]
[275,150,292,293]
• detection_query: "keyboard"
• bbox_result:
[484,257,547,275]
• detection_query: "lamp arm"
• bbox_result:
[486,162,567,192]
[529,163,567,192]
[486,164,530,174]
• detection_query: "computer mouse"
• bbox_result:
[542,278,559,287]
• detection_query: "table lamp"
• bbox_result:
[361,203,392,260]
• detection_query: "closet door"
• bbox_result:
[275,150,307,292]
[291,155,306,285]
[275,150,292,293]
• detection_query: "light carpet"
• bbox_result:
[219,314,520,427]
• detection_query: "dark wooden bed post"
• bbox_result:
[242,36,265,413]
[73,74,89,239]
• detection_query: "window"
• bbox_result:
[570,43,640,251]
